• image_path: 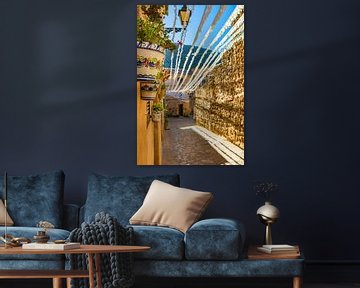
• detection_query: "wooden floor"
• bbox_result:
[138,284,360,288]
[1,279,360,288]
[306,285,360,288]
[135,280,360,288]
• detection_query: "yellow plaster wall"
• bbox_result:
[136,81,162,165]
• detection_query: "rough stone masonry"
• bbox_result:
[195,39,245,149]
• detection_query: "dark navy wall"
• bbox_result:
[1,0,360,262]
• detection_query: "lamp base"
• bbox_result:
[265,223,272,245]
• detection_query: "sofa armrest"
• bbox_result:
[63,204,80,231]
[184,218,245,260]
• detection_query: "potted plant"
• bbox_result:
[139,69,165,101]
[156,69,170,100]
[140,81,159,101]
[152,102,165,122]
[137,5,176,83]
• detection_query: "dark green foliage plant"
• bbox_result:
[137,5,176,51]
[152,102,165,112]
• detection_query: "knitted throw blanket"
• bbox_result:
[68,212,134,288]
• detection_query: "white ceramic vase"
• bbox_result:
[256,201,280,245]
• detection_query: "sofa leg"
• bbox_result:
[293,276,302,288]
[53,278,62,288]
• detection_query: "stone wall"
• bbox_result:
[165,96,191,117]
[195,39,244,149]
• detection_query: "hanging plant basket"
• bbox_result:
[152,111,162,122]
[140,81,158,101]
[137,41,165,82]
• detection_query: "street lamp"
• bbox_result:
[165,5,192,33]
[178,5,192,28]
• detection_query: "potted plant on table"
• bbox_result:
[137,5,176,100]
[152,102,165,122]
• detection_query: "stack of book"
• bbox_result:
[248,244,300,259]
[22,242,80,250]
[257,244,299,254]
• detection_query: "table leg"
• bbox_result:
[88,253,95,288]
[66,277,72,288]
[293,276,302,288]
[95,253,102,288]
[52,278,62,288]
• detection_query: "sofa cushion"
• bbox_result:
[185,218,245,260]
[0,199,14,226]
[130,225,184,260]
[0,227,69,261]
[130,180,213,233]
[84,173,180,225]
[0,171,65,227]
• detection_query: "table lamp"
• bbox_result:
[256,201,280,245]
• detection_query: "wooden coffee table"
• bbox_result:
[0,244,150,288]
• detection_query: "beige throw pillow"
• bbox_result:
[130,180,213,233]
[0,199,14,226]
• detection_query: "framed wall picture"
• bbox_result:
[137,5,244,165]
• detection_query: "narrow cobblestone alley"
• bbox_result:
[162,117,242,165]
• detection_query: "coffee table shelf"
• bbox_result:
[0,269,89,279]
[0,244,150,288]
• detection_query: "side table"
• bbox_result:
[247,245,304,288]
[0,244,150,288]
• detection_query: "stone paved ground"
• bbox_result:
[162,117,227,165]
[181,125,244,165]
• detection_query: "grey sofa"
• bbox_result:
[0,170,79,270]
[81,173,304,283]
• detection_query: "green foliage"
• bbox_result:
[153,102,165,112]
[137,5,176,51]
[142,5,168,22]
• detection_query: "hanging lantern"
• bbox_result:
[178,5,192,28]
